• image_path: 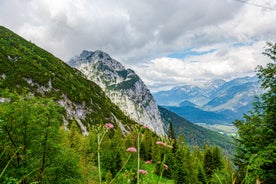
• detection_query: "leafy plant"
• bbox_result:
[234,43,276,183]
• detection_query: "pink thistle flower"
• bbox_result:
[126,147,137,153]
[156,141,166,147]
[156,141,173,148]
[139,169,148,175]
[105,123,114,129]
[164,164,168,170]
[145,160,152,164]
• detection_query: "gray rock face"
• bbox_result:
[69,50,166,136]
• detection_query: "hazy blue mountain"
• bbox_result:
[163,105,231,125]
[179,100,197,107]
[203,80,260,112]
[202,79,226,96]
[153,85,210,106]
[153,76,262,125]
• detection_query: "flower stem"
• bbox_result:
[97,128,108,184]
[97,134,102,184]
[137,131,140,184]
[109,154,132,184]
[157,153,167,184]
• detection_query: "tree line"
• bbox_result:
[0,91,232,183]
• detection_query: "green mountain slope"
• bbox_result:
[159,106,234,152]
[0,26,234,152]
[0,26,136,131]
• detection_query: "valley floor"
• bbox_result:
[195,123,237,136]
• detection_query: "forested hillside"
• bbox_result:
[0,25,137,133]
[159,106,233,152]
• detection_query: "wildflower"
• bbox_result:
[145,160,152,164]
[156,141,166,147]
[139,169,148,175]
[164,164,168,170]
[105,123,114,129]
[156,141,173,148]
[126,147,137,153]
[142,125,149,129]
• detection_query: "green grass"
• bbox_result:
[111,162,174,184]
[140,163,174,184]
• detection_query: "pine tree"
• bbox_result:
[198,164,207,184]
[203,145,224,183]
[234,42,276,183]
[174,148,189,184]
[168,122,177,153]
[204,148,214,178]
[212,146,223,171]
[140,129,154,160]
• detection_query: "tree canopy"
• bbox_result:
[234,42,276,183]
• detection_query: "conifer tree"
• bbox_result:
[212,146,224,171]
[66,121,83,150]
[140,129,154,160]
[204,148,214,178]
[198,164,207,184]
[174,148,189,184]
[234,42,276,183]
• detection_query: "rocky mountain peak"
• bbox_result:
[70,50,125,71]
[69,50,166,136]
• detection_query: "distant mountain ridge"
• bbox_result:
[69,50,166,136]
[153,76,262,124]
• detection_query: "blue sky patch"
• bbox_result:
[232,42,253,47]
[231,39,258,48]
[168,48,216,59]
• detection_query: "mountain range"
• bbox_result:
[68,49,233,150]
[0,26,233,150]
[153,76,262,125]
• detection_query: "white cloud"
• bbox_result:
[131,41,270,92]
[0,0,275,92]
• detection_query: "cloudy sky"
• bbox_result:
[1,0,275,92]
